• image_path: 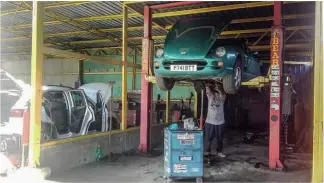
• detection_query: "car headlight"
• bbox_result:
[154,61,160,68]
[216,47,226,57]
[155,48,164,58]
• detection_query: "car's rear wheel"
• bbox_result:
[223,59,242,94]
[155,75,175,91]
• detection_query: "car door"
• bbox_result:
[69,89,95,135]
[95,91,109,132]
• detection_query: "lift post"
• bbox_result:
[139,1,205,153]
[139,6,153,153]
[268,1,284,170]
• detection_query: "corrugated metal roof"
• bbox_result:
[0,1,315,56]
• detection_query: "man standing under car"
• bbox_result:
[204,83,226,158]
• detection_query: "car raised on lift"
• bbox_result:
[153,17,261,94]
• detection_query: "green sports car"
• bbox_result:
[153,17,261,94]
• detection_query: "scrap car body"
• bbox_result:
[3,83,118,143]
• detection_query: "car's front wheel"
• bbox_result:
[155,75,175,91]
[223,60,242,94]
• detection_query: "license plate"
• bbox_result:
[170,65,197,71]
[179,156,193,161]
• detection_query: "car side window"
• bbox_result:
[70,91,86,108]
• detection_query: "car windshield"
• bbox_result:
[169,17,231,40]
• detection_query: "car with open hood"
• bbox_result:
[3,83,118,143]
[153,17,261,94]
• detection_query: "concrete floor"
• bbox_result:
[2,130,311,183]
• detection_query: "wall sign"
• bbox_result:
[270,29,281,100]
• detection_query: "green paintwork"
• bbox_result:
[154,17,261,82]
[83,54,195,100]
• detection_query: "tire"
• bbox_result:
[223,59,242,94]
[155,75,175,91]
[196,177,203,183]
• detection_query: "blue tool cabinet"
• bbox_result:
[164,128,204,183]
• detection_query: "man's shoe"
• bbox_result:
[217,152,226,158]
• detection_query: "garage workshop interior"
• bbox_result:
[0,1,323,183]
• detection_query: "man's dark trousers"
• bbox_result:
[205,123,225,153]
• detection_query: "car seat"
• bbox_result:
[49,102,69,134]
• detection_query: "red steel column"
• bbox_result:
[139,6,153,153]
[269,1,284,170]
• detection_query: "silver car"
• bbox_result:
[7,83,118,141]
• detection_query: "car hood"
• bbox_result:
[79,83,112,105]
[164,17,231,60]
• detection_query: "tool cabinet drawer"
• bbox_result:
[170,131,203,149]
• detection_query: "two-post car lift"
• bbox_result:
[139,1,288,171]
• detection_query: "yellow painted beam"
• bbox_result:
[0,1,90,16]
[40,123,165,147]
[29,1,44,168]
[123,1,145,5]
[4,42,309,53]
[41,127,141,147]
[166,91,170,123]
[1,25,314,42]
[21,26,306,45]
[250,43,311,50]
[42,47,141,69]
[231,13,313,23]
[221,25,313,35]
[121,4,128,131]
[312,2,323,183]
[153,2,274,18]
[261,60,312,66]
[83,71,142,75]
